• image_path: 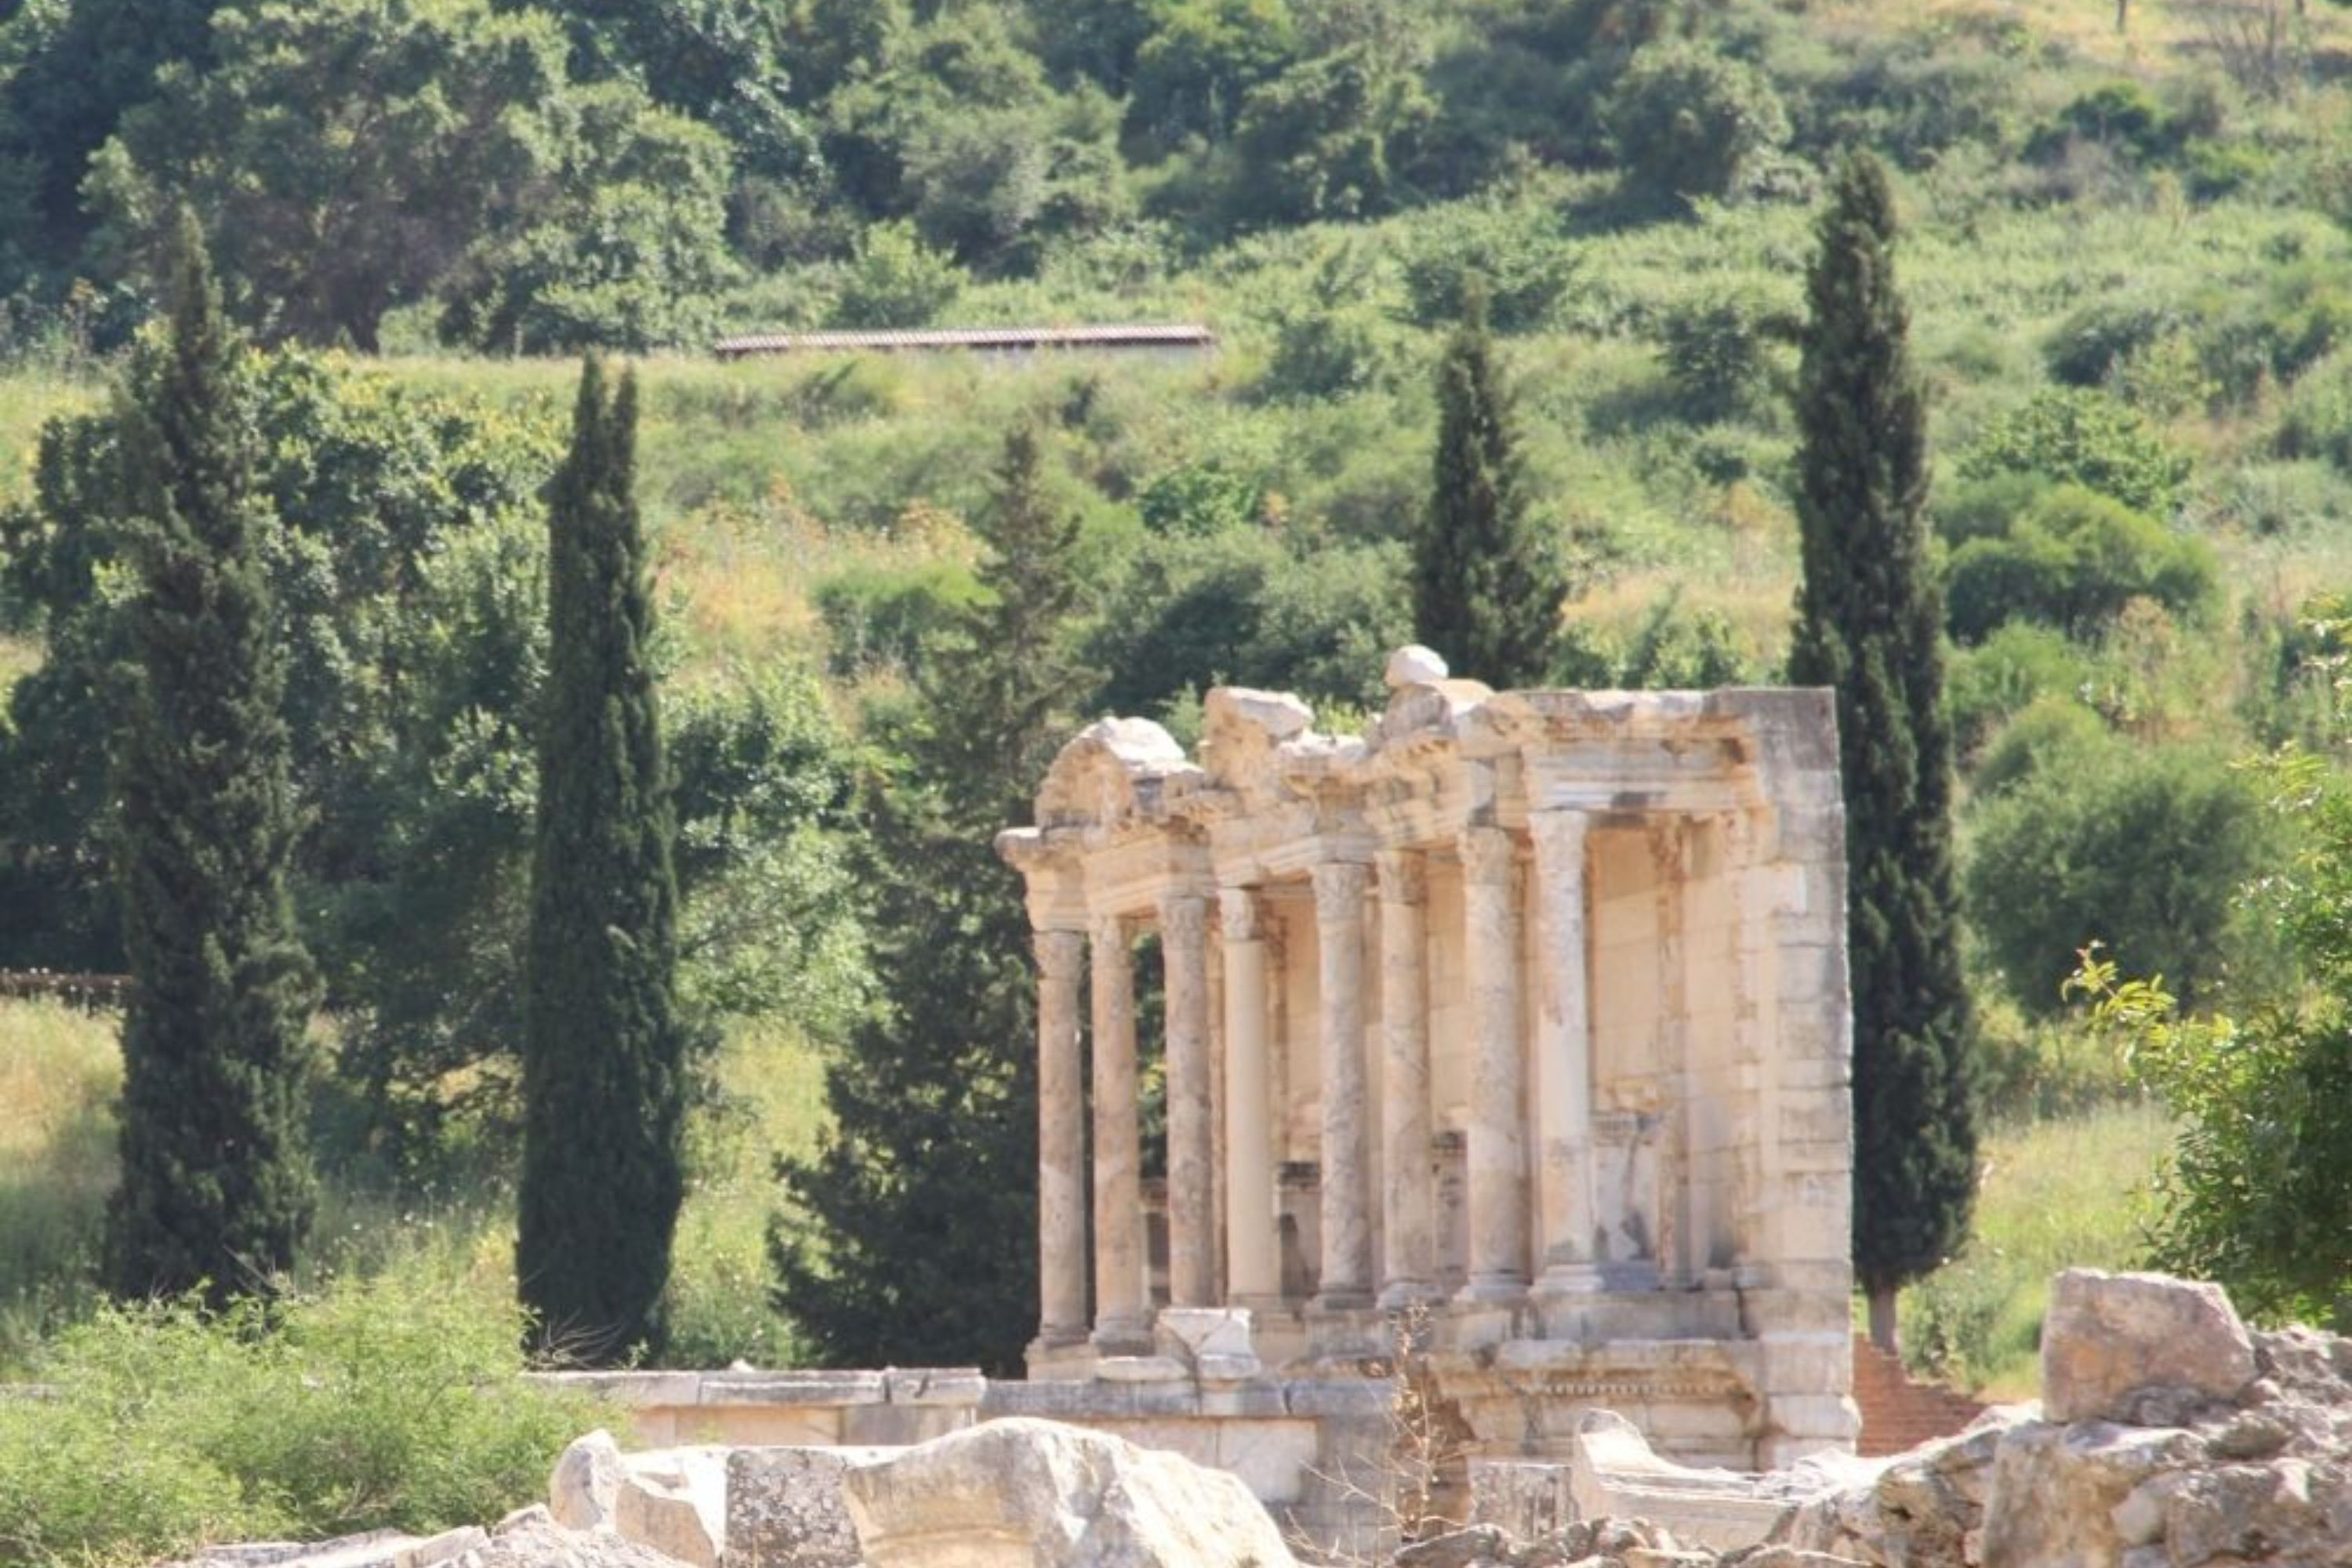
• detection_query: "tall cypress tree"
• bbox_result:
[1414,286,1559,688]
[771,420,1088,1375]
[1788,152,1976,1351]
[517,358,687,1363]
[105,216,316,1306]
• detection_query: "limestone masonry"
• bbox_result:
[996,648,1859,1475]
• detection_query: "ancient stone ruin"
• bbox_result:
[996,649,1857,1473]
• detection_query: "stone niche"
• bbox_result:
[997,650,1859,1475]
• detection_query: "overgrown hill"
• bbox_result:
[5,0,2352,1386]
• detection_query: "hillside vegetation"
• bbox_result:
[5,0,2352,1399]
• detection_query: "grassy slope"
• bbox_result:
[1900,1101,2175,1397]
[6,5,2347,1379]
[0,997,829,1374]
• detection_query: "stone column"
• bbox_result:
[1034,927,1089,1345]
[1312,860,1374,1309]
[1377,848,1436,1306]
[1458,826,1529,1301]
[1090,913,1149,1350]
[1221,889,1279,1300]
[1160,892,1214,1308]
[1529,811,1599,1296]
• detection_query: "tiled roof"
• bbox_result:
[713,325,1216,358]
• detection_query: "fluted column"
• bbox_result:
[1458,826,1529,1301]
[1090,913,1149,1349]
[1220,888,1279,1299]
[1530,811,1600,1295]
[1312,860,1374,1309]
[1377,848,1436,1306]
[1160,892,1214,1307]
[1034,928,1089,1345]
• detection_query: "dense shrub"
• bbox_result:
[1603,40,1792,208]
[0,1276,601,1566]
[1552,590,1763,688]
[1653,282,1798,424]
[1089,527,1410,714]
[1396,200,1581,331]
[2043,296,2190,388]
[815,560,985,672]
[1965,730,2277,1015]
[2274,349,2352,470]
[1947,626,2093,760]
[829,220,966,328]
[1945,484,2218,644]
[2191,259,2352,405]
[1958,388,2194,515]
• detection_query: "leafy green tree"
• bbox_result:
[2071,747,2352,1328]
[517,359,689,1363]
[1414,289,1559,687]
[1603,39,1792,210]
[88,0,731,352]
[1959,388,2193,516]
[772,422,1091,1374]
[436,84,739,353]
[1944,484,2219,644]
[88,0,568,350]
[1786,153,1975,1352]
[104,221,316,1306]
[1127,0,1299,151]
[1223,40,1436,224]
[1967,728,2276,1015]
[0,0,223,270]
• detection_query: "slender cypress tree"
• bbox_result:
[1414,285,1559,687]
[105,216,316,1306]
[517,358,687,1363]
[1788,152,1976,1351]
[771,419,1088,1375]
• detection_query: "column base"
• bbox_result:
[1091,1314,1154,1357]
[1532,1261,1603,1298]
[1312,1287,1375,1313]
[1454,1273,1530,1305]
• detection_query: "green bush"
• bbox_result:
[1396,200,1581,332]
[813,560,985,674]
[2071,753,2352,1327]
[2275,349,2352,471]
[829,220,966,329]
[1603,40,1792,209]
[2042,297,2188,389]
[1947,626,2093,761]
[2192,259,2352,405]
[1964,732,2278,1015]
[1945,485,2217,644]
[1958,389,2194,516]
[0,1275,603,1566]
[1653,282,1798,425]
[1552,590,1762,689]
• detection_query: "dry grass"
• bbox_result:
[1901,1099,2176,1399]
[0,999,123,1370]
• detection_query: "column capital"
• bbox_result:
[1033,927,1086,981]
[1218,886,1263,943]
[1090,911,1130,949]
[1157,891,1210,947]
[1460,825,1519,887]
[1526,809,1592,859]
[1375,846,1427,906]
[1310,858,1371,909]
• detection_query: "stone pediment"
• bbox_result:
[1035,717,1202,832]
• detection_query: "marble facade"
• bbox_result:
[998,650,1860,1472]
